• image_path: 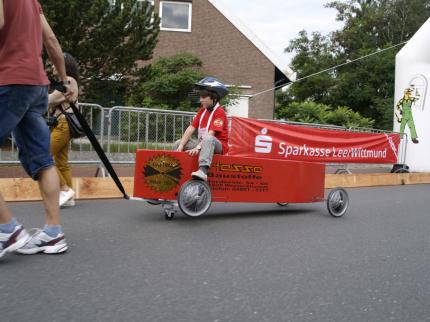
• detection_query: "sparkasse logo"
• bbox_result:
[255,128,272,153]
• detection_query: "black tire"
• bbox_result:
[277,202,289,206]
[164,210,175,220]
[335,169,350,174]
[327,187,349,217]
[177,180,212,217]
[147,199,162,205]
[393,167,409,173]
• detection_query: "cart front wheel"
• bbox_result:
[178,180,212,217]
[164,209,175,220]
[327,187,349,217]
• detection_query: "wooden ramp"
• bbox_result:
[1,173,430,202]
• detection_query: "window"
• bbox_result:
[136,0,154,10]
[109,0,154,9]
[160,1,192,32]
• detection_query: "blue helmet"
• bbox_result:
[195,77,229,100]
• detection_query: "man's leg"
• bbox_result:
[11,86,67,254]
[0,86,32,258]
[0,192,13,225]
[0,85,27,225]
[38,166,60,225]
[0,199,30,257]
[0,191,30,258]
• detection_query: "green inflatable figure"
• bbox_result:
[396,88,419,144]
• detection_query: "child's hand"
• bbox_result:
[187,148,200,156]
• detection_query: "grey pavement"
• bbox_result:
[1,185,430,322]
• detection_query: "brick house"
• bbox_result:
[146,0,295,119]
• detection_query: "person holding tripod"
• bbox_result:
[0,0,74,258]
[48,52,80,207]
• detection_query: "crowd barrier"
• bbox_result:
[0,103,407,175]
[258,119,408,173]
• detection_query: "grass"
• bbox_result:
[70,141,175,153]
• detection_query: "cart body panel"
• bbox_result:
[134,150,325,203]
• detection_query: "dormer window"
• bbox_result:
[160,1,192,32]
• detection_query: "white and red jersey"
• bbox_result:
[192,104,229,154]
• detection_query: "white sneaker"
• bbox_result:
[61,198,75,208]
[191,169,207,181]
[59,189,75,207]
[16,229,68,254]
[0,225,30,259]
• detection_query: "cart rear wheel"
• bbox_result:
[177,180,212,217]
[147,199,161,205]
[327,187,349,217]
[393,167,409,173]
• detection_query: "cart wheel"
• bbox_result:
[393,167,409,173]
[327,187,349,217]
[164,209,175,220]
[147,199,161,205]
[177,180,212,217]
[277,202,289,206]
[335,169,351,174]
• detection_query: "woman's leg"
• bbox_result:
[50,119,72,190]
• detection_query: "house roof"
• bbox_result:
[208,0,296,83]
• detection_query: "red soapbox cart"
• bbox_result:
[133,150,349,220]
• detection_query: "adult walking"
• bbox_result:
[0,0,74,258]
[48,53,80,207]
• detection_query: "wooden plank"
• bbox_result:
[325,173,430,188]
[0,178,41,201]
[0,177,134,202]
[1,174,430,202]
[77,177,134,199]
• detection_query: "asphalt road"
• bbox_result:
[1,185,430,322]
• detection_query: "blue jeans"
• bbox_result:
[0,85,53,179]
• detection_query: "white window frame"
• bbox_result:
[159,1,192,32]
[137,0,154,7]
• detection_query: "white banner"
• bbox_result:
[394,18,430,172]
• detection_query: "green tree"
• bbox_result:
[127,52,240,111]
[285,31,338,103]
[39,0,160,106]
[283,0,430,129]
[127,53,204,111]
[276,101,374,128]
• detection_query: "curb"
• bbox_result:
[1,173,430,202]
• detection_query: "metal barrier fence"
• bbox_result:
[68,103,105,163]
[106,106,196,163]
[0,103,408,172]
[0,103,105,165]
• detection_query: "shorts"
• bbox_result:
[0,85,54,180]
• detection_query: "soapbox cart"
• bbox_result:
[132,150,349,220]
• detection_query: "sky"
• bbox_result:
[212,0,344,67]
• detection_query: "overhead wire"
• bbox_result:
[250,40,409,99]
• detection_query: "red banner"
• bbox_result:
[229,117,401,163]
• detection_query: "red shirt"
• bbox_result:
[0,0,49,86]
[192,105,229,154]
